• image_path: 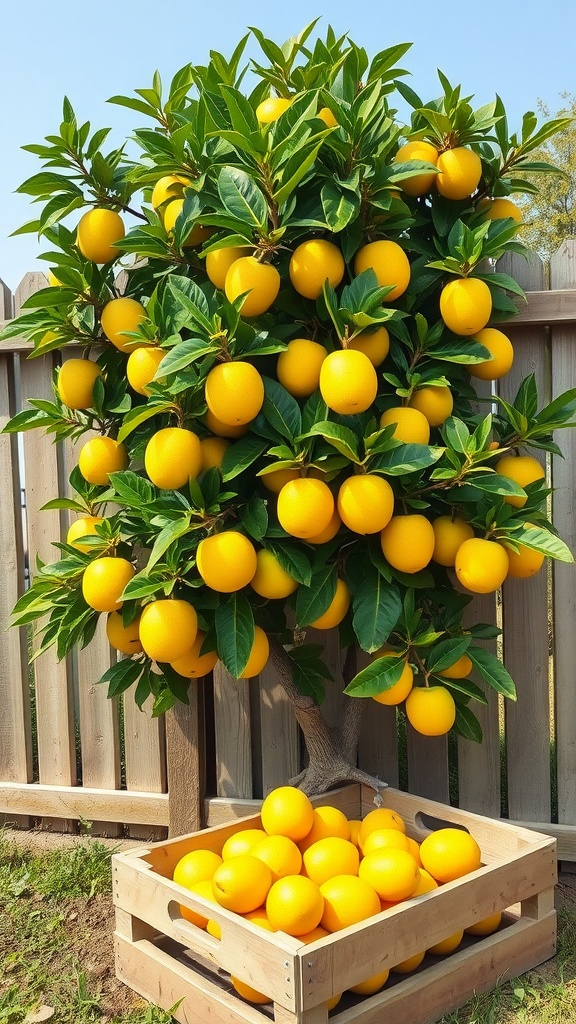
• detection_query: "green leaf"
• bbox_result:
[301,420,360,462]
[265,541,312,586]
[321,180,359,232]
[468,647,517,700]
[262,376,302,441]
[295,565,338,628]
[215,593,255,677]
[221,436,269,481]
[217,167,268,231]
[147,517,192,571]
[99,658,143,698]
[240,495,268,540]
[117,400,174,443]
[343,655,406,697]
[426,637,471,674]
[370,444,444,476]
[352,572,402,653]
[454,704,483,742]
[156,337,220,375]
[506,524,574,563]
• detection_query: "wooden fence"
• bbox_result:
[1,245,576,855]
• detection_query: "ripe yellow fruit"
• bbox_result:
[239,626,270,679]
[289,239,345,300]
[205,410,249,438]
[371,655,413,706]
[381,515,435,574]
[48,270,61,286]
[196,531,258,593]
[173,849,223,889]
[362,829,410,855]
[309,578,350,630]
[162,199,213,248]
[66,515,104,551]
[392,951,426,974]
[380,406,430,445]
[428,930,464,956]
[78,436,128,485]
[256,97,292,123]
[307,509,342,545]
[320,875,381,932]
[504,541,545,578]
[349,971,390,996]
[432,516,475,567]
[177,874,219,925]
[106,611,143,656]
[57,359,101,410]
[200,436,229,471]
[266,875,324,935]
[408,385,453,427]
[469,327,514,381]
[144,427,202,490]
[440,277,492,336]
[439,655,473,679]
[139,599,198,663]
[495,454,545,508]
[319,349,378,415]
[436,147,482,200]
[101,297,147,353]
[455,537,510,593]
[419,827,481,882]
[465,911,502,936]
[126,347,165,395]
[405,685,457,736]
[276,339,328,397]
[230,977,270,1005]
[318,106,338,127]
[212,855,272,913]
[205,361,265,425]
[358,808,406,851]
[299,806,351,851]
[260,785,315,842]
[303,838,359,887]
[250,549,298,600]
[251,835,303,881]
[359,848,420,901]
[221,829,267,859]
[277,478,335,540]
[348,820,362,849]
[412,868,437,895]
[224,256,280,317]
[260,467,300,493]
[205,246,250,289]
[354,240,411,301]
[394,140,439,196]
[82,557,135,612]
[337,474,395,535]
[76,208,125,264]
[348,326,390,366]
[151,174,191,210]
[481,197,522,223]
[170,630,219,678]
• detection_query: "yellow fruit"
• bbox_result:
[260,785,314,841]
[139,599,198,663]
[100,297,146,353]
[348,326,390,367]
[412,868,438,896]
[318,106,338,127]
[57,359,102,410]
[205,361,265,425]
[221,829,267,859]
[243,907,273,929]
[256,97,292,123]
[469,327,514,380]
[170,630,219,678]
[302,838,359,887]
[309,578,350,630]
[212,855,272,914]
[205,918,221,939]
[371,654,414,706]
[260,467,300,493]
[205,410,249,438]
[320,875,381,932]
[326,994,342,1011]
[231,977,270,1005]
[78,436,128,485]
[251,835,302,881]
[358,848,420,901]
[150,174,191,210]
[481,198,522,223]
[48,270,61,286]
[205,246,251,289]
[173,849,223,889]
[432,516,475,567]
[76,208,125,263]
[394,140,439,196]
[250,549,298,600]
[465,911,502,936]
[348,820,361,849]
[225,257,280,317]
[299,925,330,943]
[406,837,423,868]
[428,930,464,956]
[106,611,143,656]
[66,515,104,551]
[436,147,482,200]
[349,971,390,996]
[439,655,473,679]
[277,478,335,540]
[162,198,212,247]
[440,277,492,336]
[380,406,431,445]
[239,626,270,679]
[82,557,135,612]
[196,531,257,593]
[381,515,435,574]
[455,537,510,593]
[504,541,545,578]
[289,239,345,300]
[299,806,351,852]
[337,474,395,535]
[276,339,328,397]
[408,385,453,427]
[179,878,216,927]
[405,686,456,737]
[144,427,202,490]
[495,454,545,508]
[358,808,406,851]
[266,875,324,936]
[307,509,342,545]
[391,951,425,974]
[200,436,229,472]
[420,827,481,882]
[362,829,410,855]
[319,349,378,415]
[126,347,165,395]
[354,240,411,301]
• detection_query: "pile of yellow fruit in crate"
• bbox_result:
[171,785,499,1009]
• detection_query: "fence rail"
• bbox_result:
[1,245,576,852]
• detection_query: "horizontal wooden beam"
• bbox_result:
[506,289,576,328]
[507,819,576,862]
[0,782,169,825]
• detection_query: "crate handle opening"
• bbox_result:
[167,899,222,948]
[415,812,471,835]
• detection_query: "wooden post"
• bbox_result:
[165,682,205,836]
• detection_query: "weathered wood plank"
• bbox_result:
[212,665,253,800]
[123,694,167,840]
[258,664,300,793]
[165,686,204,836]
[506,288,576,326]
[0,782,168,824]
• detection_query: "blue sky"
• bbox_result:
[0,0,574,292]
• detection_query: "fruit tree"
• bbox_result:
[3,24,575,795]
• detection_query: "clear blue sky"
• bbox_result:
[1,0,574,293]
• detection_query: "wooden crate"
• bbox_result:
[112,786,557,1024]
